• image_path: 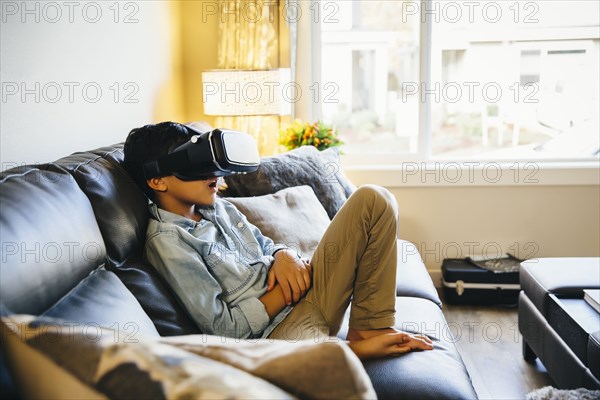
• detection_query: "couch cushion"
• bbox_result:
[338,297,477,399]
[223,146,347,219]
[396,240,442,308]
[225,186,331,259]
[41,267,159,337]
[0,165,106,315]
[163,335,375,399]
[107,256,201,336]
[520,258,600,314]
[53,144,149,264]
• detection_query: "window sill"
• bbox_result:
[343,161,600,188]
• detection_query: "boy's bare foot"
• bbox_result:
[346,327,434,360]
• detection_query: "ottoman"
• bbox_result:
[519,258,600,389]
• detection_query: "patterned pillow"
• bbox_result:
[1,315,289,399]
[41,267,160,337]
[2,315,375,399]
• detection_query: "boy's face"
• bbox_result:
[159,175,220,207]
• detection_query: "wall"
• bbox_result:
[179,1,219,127]
[0,1,180,167]
[379,182,599,285]
[0,1,262,166]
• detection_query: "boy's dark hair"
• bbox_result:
[123,121,194,201]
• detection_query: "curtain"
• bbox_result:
[215,0,285,155]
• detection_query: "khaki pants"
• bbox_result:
[268,185,398,341]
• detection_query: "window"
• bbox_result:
[320,1,421,160]
[318,0,600,163]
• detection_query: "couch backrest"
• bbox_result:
[52,144,148,264]
[0,165,106,314]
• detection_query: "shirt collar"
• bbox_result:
[148,202,218,228]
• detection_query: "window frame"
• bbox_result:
[300,0,599,185]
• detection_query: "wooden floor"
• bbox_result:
[442,302,555,399]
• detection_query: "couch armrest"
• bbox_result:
[396,240,442,308]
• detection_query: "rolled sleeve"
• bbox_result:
[271,244,290,257]
[235,297,270,335]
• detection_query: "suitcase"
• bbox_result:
[441,257,521,306]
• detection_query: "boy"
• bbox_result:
[123,121,433,359]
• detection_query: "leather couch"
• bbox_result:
[0,143,477,399]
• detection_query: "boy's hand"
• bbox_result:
[268,250,312,305]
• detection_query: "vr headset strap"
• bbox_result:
[143,151,192,179]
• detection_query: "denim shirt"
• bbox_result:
[144,199,292,339]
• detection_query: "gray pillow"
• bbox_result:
[40,268,160,337]
[223,146,347,219]
[225,186,331,259]
[320,147,357,198]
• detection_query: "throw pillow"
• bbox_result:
[225,186,331,259]
[2,315,291,399]
[223,146,348,219]
[41,267,160,337]
[2,315,376,399]
[163,335,376,400]
[320,147,357,198]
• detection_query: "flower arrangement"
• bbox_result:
[279,119,343,151]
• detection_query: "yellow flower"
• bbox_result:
[279,119,343,151]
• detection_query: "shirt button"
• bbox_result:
[237,222,244,228]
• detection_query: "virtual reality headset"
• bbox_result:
[143,127,260,181]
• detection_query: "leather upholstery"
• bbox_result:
[53,145,148,264]
[588,331,600,379]
[519,293,600,389]
[547,295,597,370]
[519,259,600,389]
[364,340,476,400]
[396,240,442,308]
[338,297,476,399]
[520,258,600,314]
[0,165,106,314]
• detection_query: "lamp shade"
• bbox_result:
[202,69,292,116]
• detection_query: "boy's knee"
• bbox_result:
[353,185,398,215]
